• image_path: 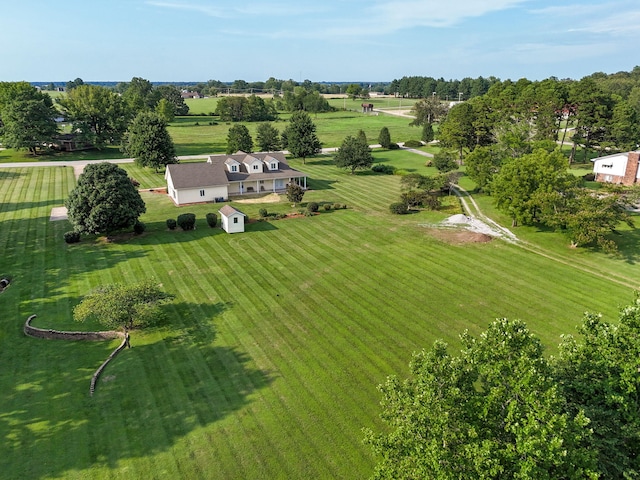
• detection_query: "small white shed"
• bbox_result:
[219,205,246,234]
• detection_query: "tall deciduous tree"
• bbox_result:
[334,135,373,174]
[256,122,280,152]
[409,96,447,126]
[464,145,502,192]
[58,85,129,148]
[535,186,636,252]
[0,87,58,155]
[66,162,146,236]
[74,280,173,341]
[226,124,253,153]
[283,111,321,163]
[123,111,177,172]
[556,295,640,478]
[365,319,597,479]
[155,84,189,115]
[491,149,579,226]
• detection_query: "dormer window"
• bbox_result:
[253,164,259,171]
[231,165,238,172]
[270,162,277,170]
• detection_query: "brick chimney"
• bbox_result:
[622,152,640,185]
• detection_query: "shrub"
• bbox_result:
[206,212,217,228]
[583,173,596,181]
[372,164,396,175]
[333,203,342,210]
[389,142,400,150]
[403,140,423,148]
[133,221,146,234]
[166,218,177,230]
[389,202,409,214]
[177,213,196,231]
[64,231,81,244]
[129,177,140,187]
[304,210,313,217]
[259,208,268,218]
[307,202,319,213]
[323,204,332,211]
[342,204,347,209]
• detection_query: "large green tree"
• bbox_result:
[535,186,636,252]
[58,85,129,148]
[491,149,579,226]
[74,280,173,341]
[256,122,280,152]
[334,135,373,174]
[66,162,146,236]
[438,102,476,158]
[283,111,321,163]
[409,96,447,126]
[155,84,189,116]
[226,124,253,153]
[464,145,502,192]
[365,319,597,479]
[555,295,640,478]
[0,86,58,155]
[122,111,177,172]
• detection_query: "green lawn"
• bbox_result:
[1,152,638,479]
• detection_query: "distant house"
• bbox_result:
[51,133,93,152]
[180,91,201,99]
[219,205,246,234]
[165,151,308,205]
[592,151,640,186]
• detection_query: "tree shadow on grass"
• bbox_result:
[0,170,25,180]
[307,178,337,190]
[1,300,273,480]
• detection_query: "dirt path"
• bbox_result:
[449,183,639,289]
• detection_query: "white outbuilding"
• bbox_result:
[219,205,246,234]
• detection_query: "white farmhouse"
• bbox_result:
[165,151,307,206]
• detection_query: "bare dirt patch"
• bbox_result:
[235,193,281,204]
[49,207,68,221]
[428,229,493,244]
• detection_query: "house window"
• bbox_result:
[231,165,238,172]
[253,164,259,171]
[270,163,277,170]
[259,180,264,184]
[200,189,205,197]
[233,217,238,224]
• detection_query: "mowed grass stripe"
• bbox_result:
[199,243,341,477]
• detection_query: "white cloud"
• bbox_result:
[568,10,640,36]
[145,1,229,18]
[369,0,530,29]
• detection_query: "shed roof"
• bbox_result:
[219,205,246,217]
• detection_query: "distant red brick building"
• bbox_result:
[592,151,640,185]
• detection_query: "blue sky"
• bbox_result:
[2,0,639,83]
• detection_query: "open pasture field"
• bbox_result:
[0,109,420,163]
[1,152,639,479]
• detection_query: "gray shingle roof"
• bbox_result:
[167,151,306,190]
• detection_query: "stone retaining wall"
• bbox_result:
[24,314,129,396]
[24,315,124,340]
